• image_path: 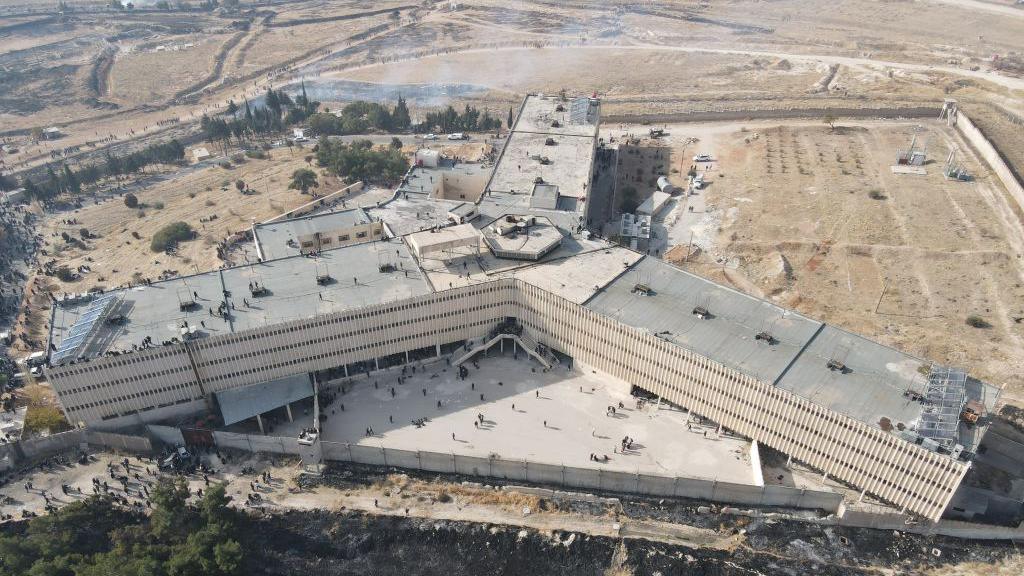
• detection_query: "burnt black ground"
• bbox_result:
[230,463,1014,576]
[238,508,1016,576]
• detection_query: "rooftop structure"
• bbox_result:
[530,182,560,210]
[447,202,479,224]
[486,132,597,199]
[252,208,383,260]
[620,213,651,239]
[512,94,599,137]
[485,94,601,217]
[482,215,563,261]
[406,224,482,260]
[637,191,671,217]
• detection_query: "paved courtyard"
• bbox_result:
[277,352,757,485]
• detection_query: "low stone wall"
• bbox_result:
[953,110,1024,216]
[261,181,364,224]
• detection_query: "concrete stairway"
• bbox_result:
[453,332,552,369]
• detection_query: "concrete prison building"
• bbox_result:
[43,257,997,521]
[41,93,998,522]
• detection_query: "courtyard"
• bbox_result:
[272,352,758,485]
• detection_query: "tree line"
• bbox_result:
[200,84,319,151]
[413,104,502,134]
[307,97,412,136]
[18,140,186,202]
[0,478,244,576]
[316,138,408,186]
[307,100,503,136]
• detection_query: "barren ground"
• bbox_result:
[623,118,1024,397]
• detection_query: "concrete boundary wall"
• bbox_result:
[0,429,151,473]
[261,181,365,224]
[147,424,186,447]
[952,110,1024,216]
[212,430,299,455]
[319,440,843,513]
[602,106,943,125]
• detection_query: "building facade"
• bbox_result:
[47,278,968,520]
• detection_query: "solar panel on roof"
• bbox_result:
[51,294,119,365]
[569,98,591,125]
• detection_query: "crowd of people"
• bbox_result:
[0,201,42,388]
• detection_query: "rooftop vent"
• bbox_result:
[177,288,197,311]
[692,305,710,320]
[632,283,652,295]
[755,331,775,344]
[826,358,847,372]
[249,281,268,297]
[316,263,333,285]
[545,137,556,146]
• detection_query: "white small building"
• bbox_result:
[416,149,440,168]
[293,128,308,141]
[192,147,211,162]
[407,224,481,259]
[43,127,62,140]
[447,202,479,224]
[636,191,671,218]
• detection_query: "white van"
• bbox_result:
[25,351,47,367]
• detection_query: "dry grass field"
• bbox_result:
[35,148,338,300]
[107,35,233,105]
[646,118,1024,396]
[228,16,391,78]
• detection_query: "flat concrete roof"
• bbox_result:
[513,94,600,138]
[486,131,596,198]
[585,257,824,386]
[48,239,431,358]
[369,194,463,236]
[253,208,375,260]
[584,256,1000,450]
[477,191,586,232]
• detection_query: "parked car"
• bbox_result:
[423,133,439,140]
[693,153,712,162]
[447,132,468,140]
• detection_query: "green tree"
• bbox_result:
[226,100,238,117]
[150,222,194,252]
[392,96,411,130]
[123,193,139,208]
[288,168,318,194]
[150,477,192,540]
[234,179,245,194]
[21,177,41,200]
[61,164,81,195]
